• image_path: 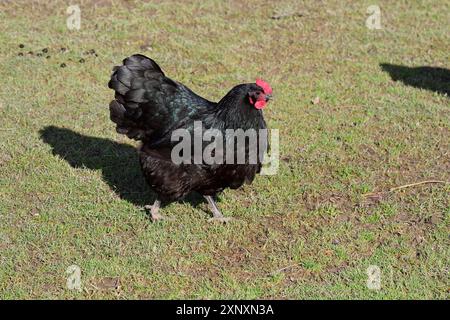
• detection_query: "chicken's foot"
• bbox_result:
[144,199,171,222]
[204,196,232,223]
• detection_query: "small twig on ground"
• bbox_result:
[388,180,448,192]
[363,180,449,197]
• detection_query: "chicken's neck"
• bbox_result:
[213,87,264,131]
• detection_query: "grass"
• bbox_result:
[0,0,448,299]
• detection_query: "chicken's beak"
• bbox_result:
[265,94,273,102]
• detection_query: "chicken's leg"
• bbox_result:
[204,196,231,223]
[144,199,169,222]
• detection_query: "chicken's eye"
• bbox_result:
[248,90,262,105]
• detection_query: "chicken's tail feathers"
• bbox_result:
[108,54,215,143]
[108,99,146,139]
[108,54,169,140]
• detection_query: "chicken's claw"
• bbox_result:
[207,217,232,224]
[144,200,173,222]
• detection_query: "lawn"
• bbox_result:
[0,0,448,299]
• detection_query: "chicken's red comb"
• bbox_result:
[256,78,272,95]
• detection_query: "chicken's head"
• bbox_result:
[248,79,273,109]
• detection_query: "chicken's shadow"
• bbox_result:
[40,126,204,209]
[380,63,450,96]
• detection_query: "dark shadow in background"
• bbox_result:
[380,64,450,96]
[40,126,204,209]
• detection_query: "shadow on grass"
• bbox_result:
[40,126,204,209]
[380,63,450,96]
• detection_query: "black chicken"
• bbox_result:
[108,54,272,222]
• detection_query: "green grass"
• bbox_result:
[0,0,449,299]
